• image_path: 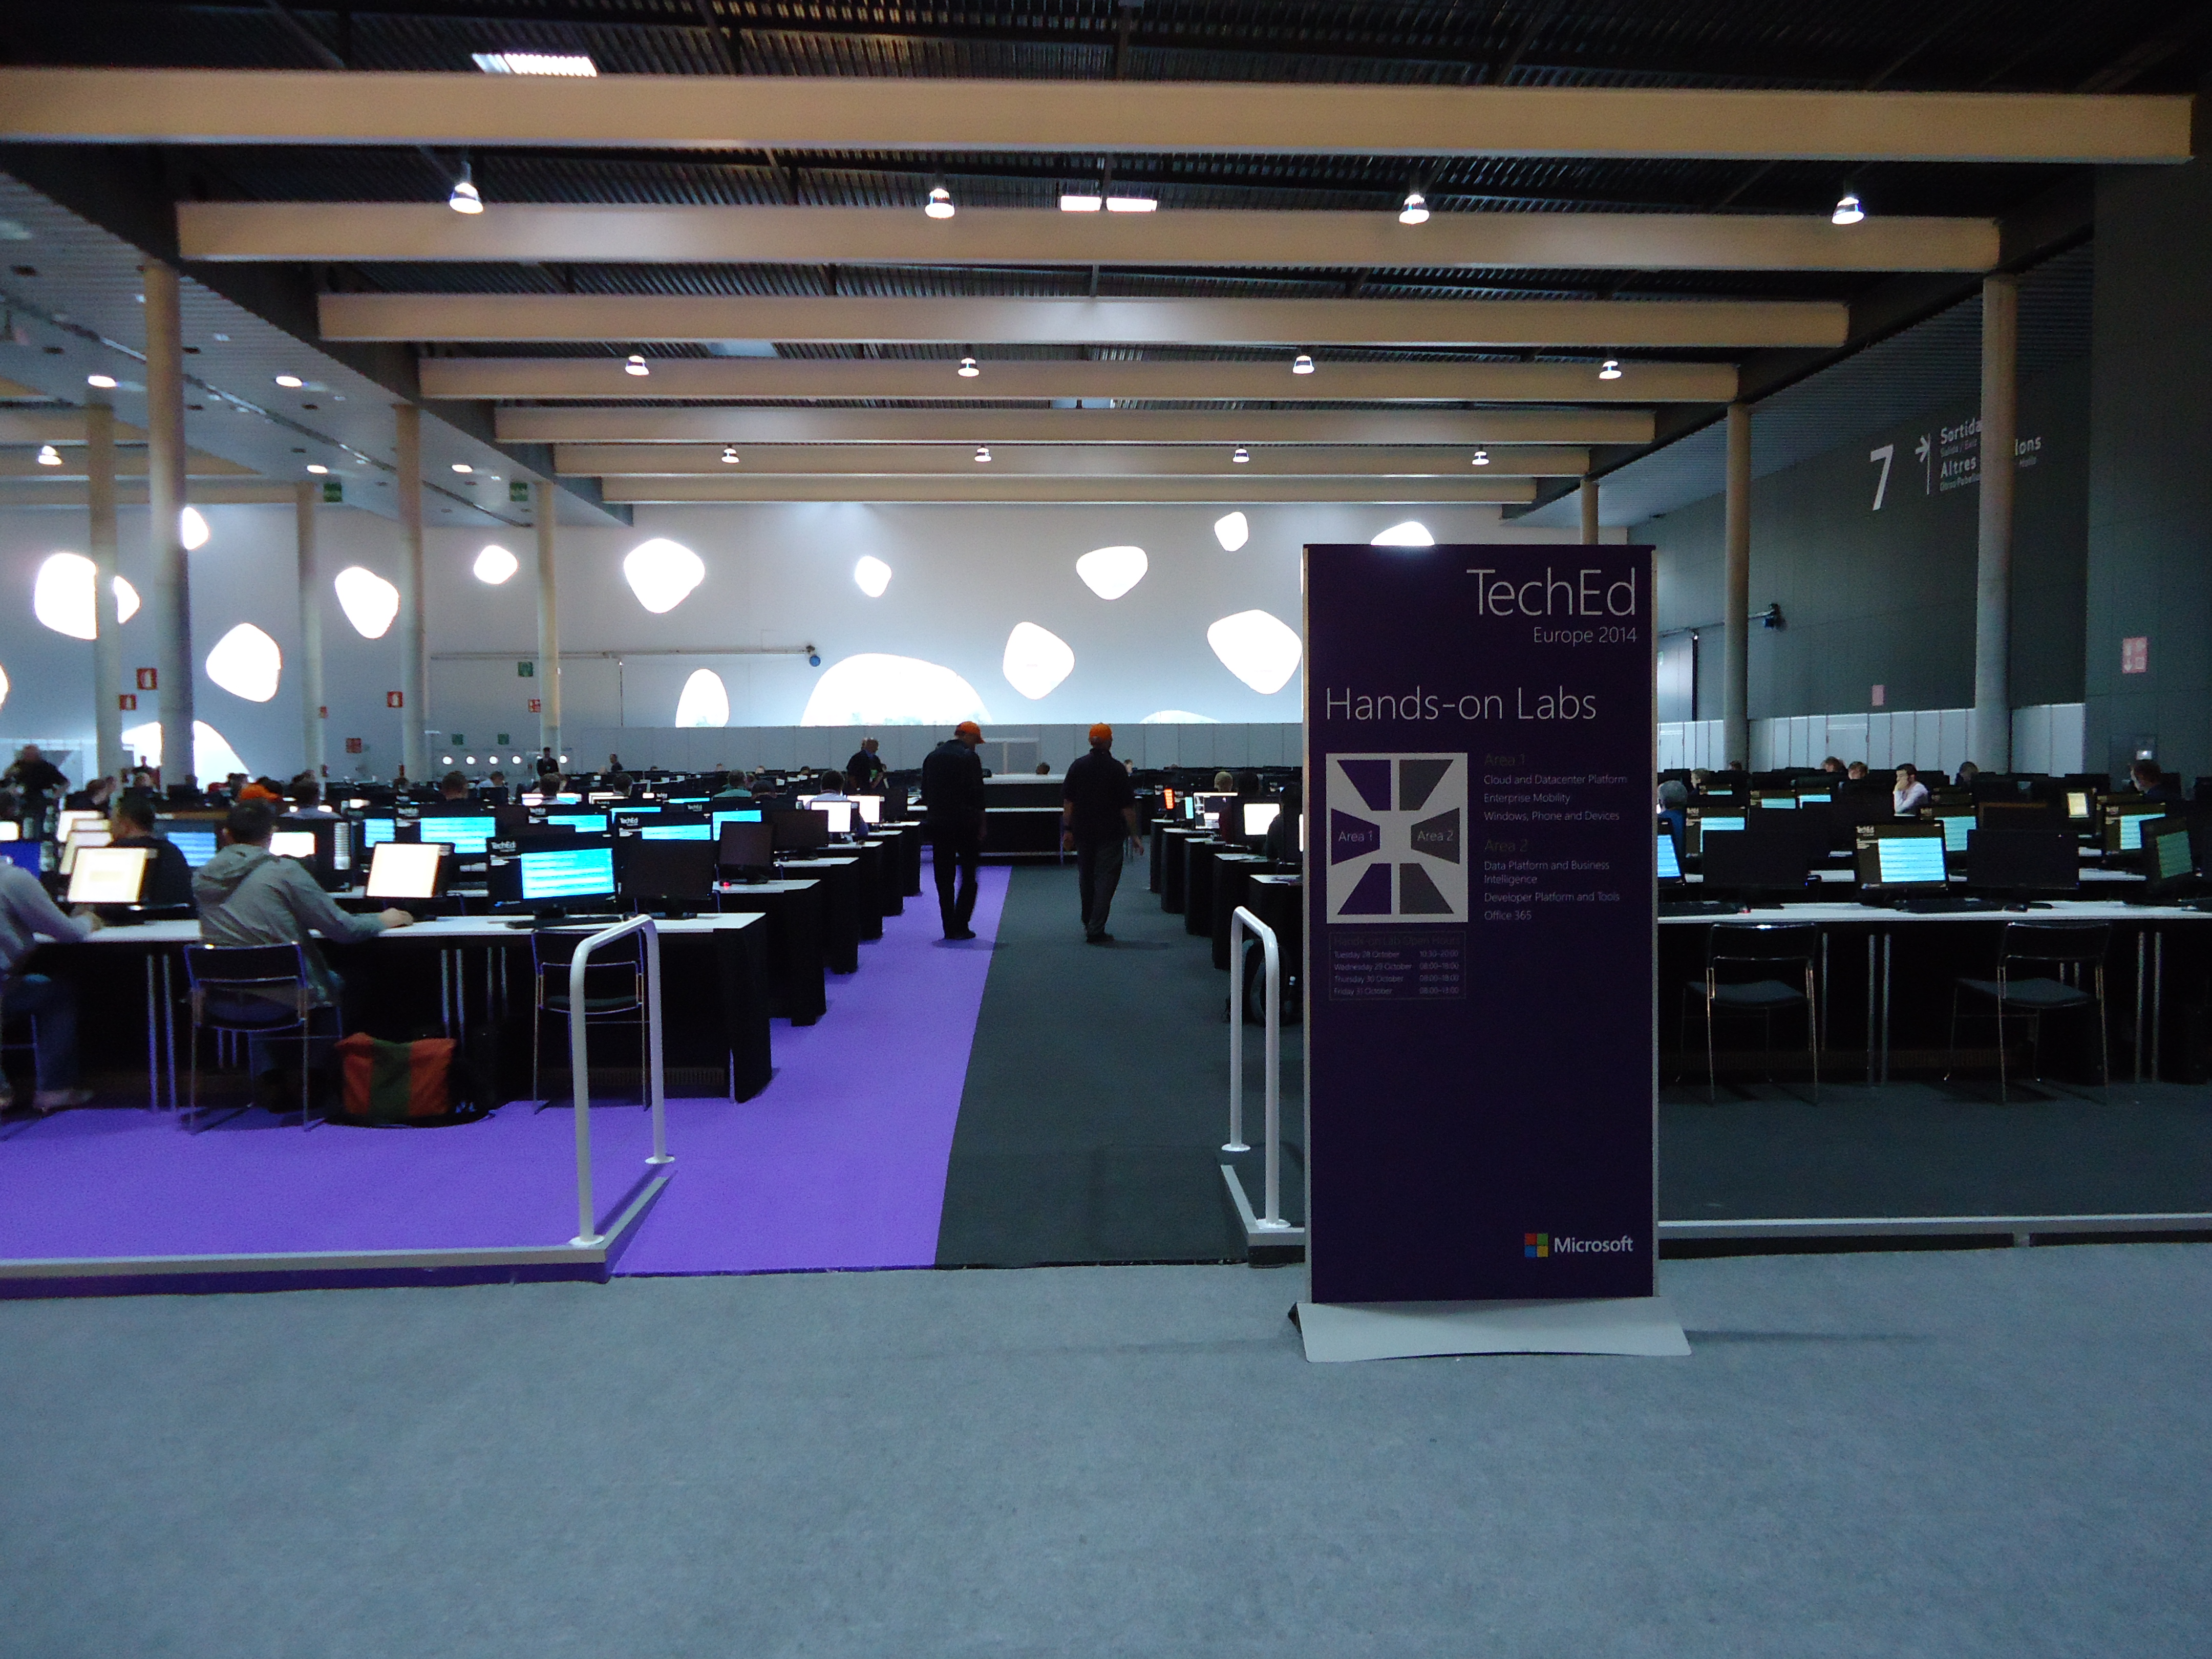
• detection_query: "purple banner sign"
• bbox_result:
[1303,543,1656,1305]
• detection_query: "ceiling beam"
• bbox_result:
[322,294,1847,349]
[180,203,2001,273]
[555,443,1584,478]
[434,357,1729,406]
[3,71,2189,163]
[0,410,150,443]
[601,476,1538,505]
[496,406,1651,446]
[0,480,305,506]
[0,447,259,478]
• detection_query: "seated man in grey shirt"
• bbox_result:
[0,860,100,1112]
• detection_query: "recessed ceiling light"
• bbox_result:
[472,52,597,76]
[720,445,739,464]
[974,445,991,463]
[451,462,473,474]
[1292,354,1315,375]
[1398,191,1430,225]
[925,183,955,220]
[1104,195,1156,214]
[35,444,60,466]
[305,463,329,475]
[211,333,229,342]
[274,374,303,388]
[85,373,117,389]
[624,354,650,377]
[1598,359,1623,380]
[1232,446,1249,464]
[958,356,980,377]
[1059,194,1103,213]
[1832,192,1865,226]
[449,174,483,215]
[1471,449,1490,466]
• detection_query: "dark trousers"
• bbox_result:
[1,973,79,1091]
[929,818,981,934]
[1075,838,1125,938]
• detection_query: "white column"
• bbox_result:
[1578,476,1599,545]
[534,480,562,763]
[394,403,427,781]
[144,262,193,786]
[295,481,325,777]
[1973,273,2018,772]
[86,401,125,782]
[1721,400,1751,767]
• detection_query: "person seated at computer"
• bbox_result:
[108,793,194,910]
[0,849,100,1112]
[1820,756,1844,775]
[1893,763,1931,816]
[1657,779,1690,847]
[2130,758,2176,802]
[1845,761,1869,781]
[810,771,852,802]
[195,804,412,1032]
[288,778,335,816]
[1262,784,1302,865]
[65,774,117,814]
[1955,762,1981,789]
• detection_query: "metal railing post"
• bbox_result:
[1227,906,1293,1234]
[567,915,673,1248]
[1225,908,1253,1153]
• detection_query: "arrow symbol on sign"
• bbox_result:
[1915,434,1932,494]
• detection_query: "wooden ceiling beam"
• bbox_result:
[555,443,1586,478]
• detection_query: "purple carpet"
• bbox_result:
[0,861,1008,1272]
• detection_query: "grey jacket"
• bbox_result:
[0,863,94,979]
[193,843,387,1005]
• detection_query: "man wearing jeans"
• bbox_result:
[1061,724,1144,944]
[0,860,99,1112]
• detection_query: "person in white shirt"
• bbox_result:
[1893,763,1931,816]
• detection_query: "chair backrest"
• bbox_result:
[184,942,310,1029]
[1707,922,1821,967]
[529,927,643,973]
[184,942,308,990]
[1998,921,2110,969]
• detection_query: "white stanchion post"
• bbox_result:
[566,914,673,1247]
[1258,916,1285,1230]
[645,918,672,1167]
[1225,908,1253,1153]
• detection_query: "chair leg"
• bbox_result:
[2097,970,2111,1101]
[531,996,543,1111]
[1945,987,1960,1083]
[1996,1003,2009,1104]
[300,1023,312,1132]
[1704,985,1716,1104]
[1807,965,1819,1104]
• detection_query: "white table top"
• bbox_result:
[1661,899,2208,925]
[67,911,765,946]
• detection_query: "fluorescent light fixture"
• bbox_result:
[1371,520,1434,547]
[180,506,210,550]
[1292,354,1315,375]
[205,623,282,703]
[1076,545,1147,601]
[333,566,400,639]
[622,537,706,614]
[974,445,991,463]
[925,184,955,220]
[1104,195,1156,213]
[85,373,117,389]
[1003,621,1075,700]
[35,444,59,466]
[1598,359,1623,380]
[451,462,473,475]
[1832,192,1865,226]
[1399,191,1430,225]
[1232,446,1250,464]
[1213,512,1250,552]
[719,445,739,464]
[854,555,892,599]
[624,354,650,377]
[1471,449,1490,466]
[675,668,730,729]
[275,374,303,388]
[472,544,519,584]
[448,174,483,215]
[472,52,597,75]
[1206,610,1302,694]
[305,463,329,475]
[1059,194,1103,212]
[958,357,980,377]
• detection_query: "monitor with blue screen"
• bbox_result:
[0,841,41,876]
[639,822,712,842]
[359,816,395,847]
[164,827,219,867]
[1656,831,1682,882]
[1699,815,1747,836]
[712,809,764,839]
[1936,815,1974,852]
[1875,836,1947,886]
[2116,812,2162,852]
[518,843,616,903]
[414,814,495,855]
[543,812,607,833]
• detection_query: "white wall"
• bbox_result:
[1658,703,2088,776]
[0,498,1613,781]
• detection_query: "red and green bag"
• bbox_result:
[332,1033,461,1125]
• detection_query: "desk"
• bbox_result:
[1183,838,1234,939]
[1157,826,1196,913]
[1210,853,1270,970]
[862,833,905,919]
[778,856,863,973]
[713,879,829,1024]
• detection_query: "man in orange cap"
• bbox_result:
[921,720,987,940]
[1061,722,1143,943]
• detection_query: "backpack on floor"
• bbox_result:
[330,1033,485,1126]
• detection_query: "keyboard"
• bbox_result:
[1659,899,1744,919]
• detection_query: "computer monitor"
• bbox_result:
[620,839,716,904]
[0,821,15,841]
[1856,828,1948,891]
[365,841,446,901]
[710,808,764,841]
[1751,793,1799,810]
[2148,821,2197,885]
[1967,829,2082,897]
[358,815,396,848]
[0,841,41,876]
[769,808,831,853]
[854,794,883,827]
[54,810,103,844]
[611,805,663,824]
[157,818,220,867]
[638,821,713,842]
[717,821,776,873]
[1197,792,1238,831]
[1699,830,1812,896]
[2066,790,2093,823]
[1934,814,1974,853]
[66,844,148,905]
[1242,801,1282,837]
[517,841,617,905]
[269,830,317,859]
[799,796,856,835]
[413,814,496,856]
[1655,830,1683,883]
[542,811,607,833]
[1698,815,1747,836]
[2105,809,2165,853]
[58,826,110,875]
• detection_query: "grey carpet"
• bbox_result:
[3,1245,2209,1657]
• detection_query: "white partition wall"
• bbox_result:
[1660,703,2086,775]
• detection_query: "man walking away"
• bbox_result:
[1061,724,1144,944]
[922,721,987,940]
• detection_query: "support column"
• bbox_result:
[1973,273,2018,772]
[394,403,427,782]
[87,401,124,782]
[1578,476,1599,545]
[533,480,563,764]
[144,262,193,787]
[295,481,325,778]
[1721,400,1751,767]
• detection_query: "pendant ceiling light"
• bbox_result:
[1291,354,1315,375]
[1398,190,1430,225]
[925,183,955,220]
[1832,192,1866,226]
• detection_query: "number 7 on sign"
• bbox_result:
[1868,444,1894,511]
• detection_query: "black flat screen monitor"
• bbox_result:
[1699,830,1812,895]
[769,808,831,853]
[718,821,776,871]
[620,838,716,903]
[1854,826,1948,891]
[2146,821,2198,886]
[1655,829,1683,884]
[515,839,617,905]
[1966,829,2081,897]
[2105,809,2166,853]
[412,813,496,856]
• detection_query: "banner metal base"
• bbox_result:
[1295,1295,1690,1363]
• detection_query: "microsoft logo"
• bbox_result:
[1524,1232,1549,1259]
[1525,1232,1637,1258]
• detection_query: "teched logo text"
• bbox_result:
[1466,567,1639,618]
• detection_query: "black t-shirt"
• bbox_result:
[1062,748,1135,842]
[921,740,985,819]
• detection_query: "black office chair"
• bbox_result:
[529,928,649,1110]
[1947,922,2110,1101]
[0,1005,38,1112]
[183,943,323,1130]
[1687,922,1821,1102]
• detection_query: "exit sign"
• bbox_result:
[518,661,534,677]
